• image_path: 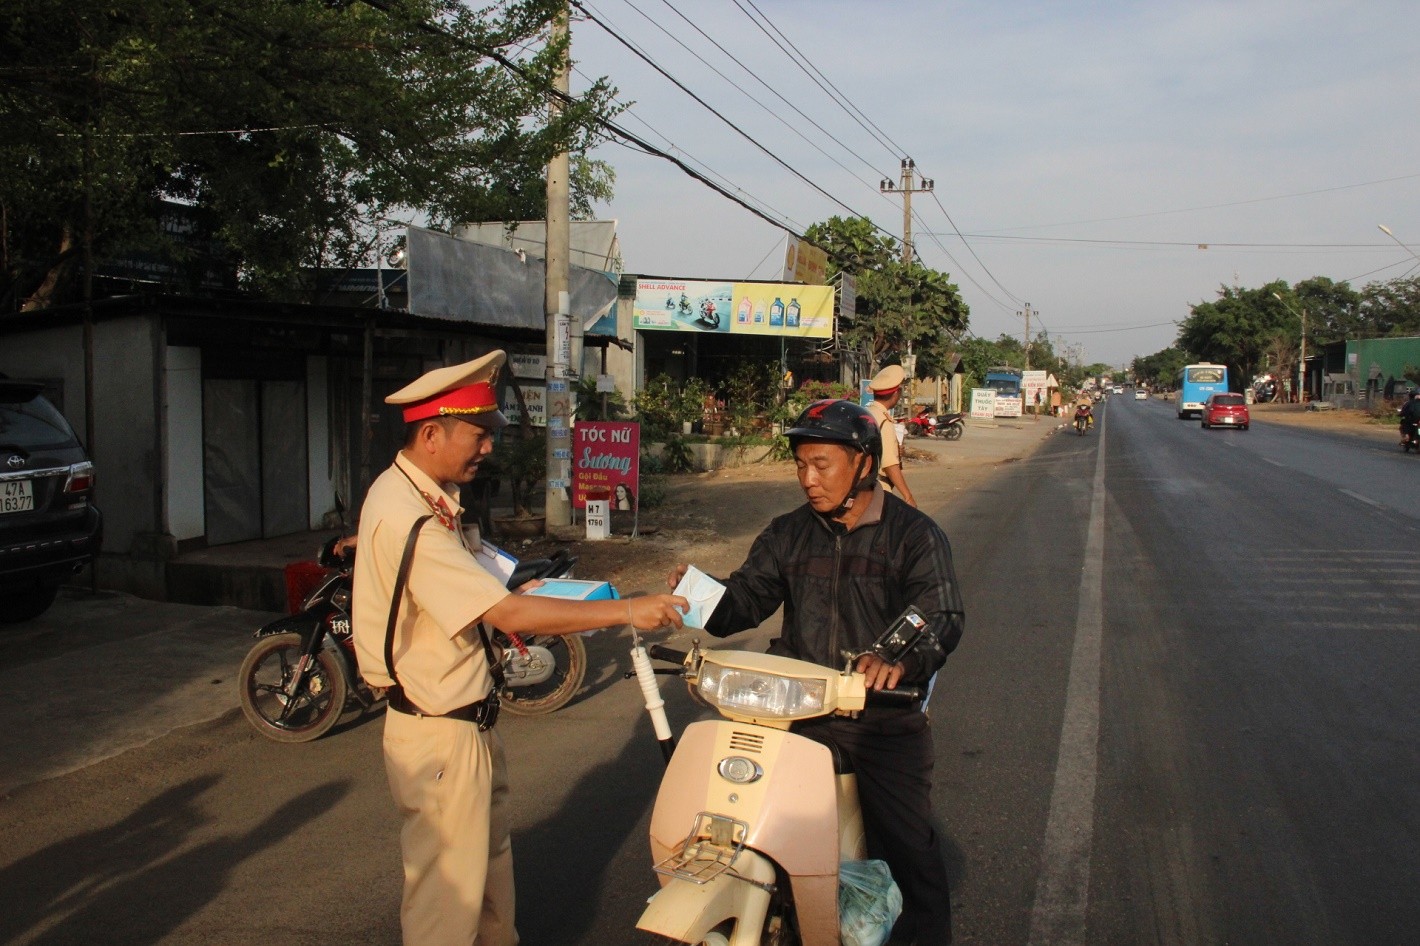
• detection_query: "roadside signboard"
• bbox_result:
[970,389,996,419]
[573,421,640,511]
[632,279,833,338]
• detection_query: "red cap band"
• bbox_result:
[873,384,901,397]
[401,382,499,423]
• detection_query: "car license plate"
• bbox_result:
[1,479,34,513]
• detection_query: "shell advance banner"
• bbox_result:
[633,279,833,339]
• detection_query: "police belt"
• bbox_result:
[387,684,500,731]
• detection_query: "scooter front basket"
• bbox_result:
[654,812,752,886]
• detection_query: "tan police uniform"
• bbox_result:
[353,350,519,946]
[867,364,907,487]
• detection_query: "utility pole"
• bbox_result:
[543,1,572,529]
[1017,302,1035,370]
[880,159,932,399]
[880,158,933,265]
[1272,291,1308,404]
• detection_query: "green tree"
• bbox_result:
[958,335,1023,391]
[804,215,969,379]
[1358,276,1420,339]
[1131,347,1192,389]
[1292,276,1361,345]
[1,0,619,310]
[1178,281,1295,389]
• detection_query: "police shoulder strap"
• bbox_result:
[382,514,507,691]
[384,515,434,685]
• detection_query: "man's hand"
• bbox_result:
[855,652,904,691]
[628,594,689,631]
[666,564,689,591]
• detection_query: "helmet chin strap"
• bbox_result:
[821,451,873,523]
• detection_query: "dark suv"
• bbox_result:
[0,379,102,622]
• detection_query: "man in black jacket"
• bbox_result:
[1400,390,1420,446]
[669,399,964,945]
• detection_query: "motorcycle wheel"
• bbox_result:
[239,632,348,742]
[939,422,964,441]
[497,633,587,716]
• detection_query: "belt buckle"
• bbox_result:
[478,692,501,731]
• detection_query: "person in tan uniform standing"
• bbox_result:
[865,364,917,508]
[353,350,687,946]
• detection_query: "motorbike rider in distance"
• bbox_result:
[1399,390,1420,446]
[667,399,964,944]
[1074,399,1094,430]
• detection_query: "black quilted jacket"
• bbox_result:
[704,489,964,687]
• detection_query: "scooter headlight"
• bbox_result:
[696,664,826,719]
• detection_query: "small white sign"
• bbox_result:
[994,396,1023,418]
[510,353,545,379]
[596,374,616,393]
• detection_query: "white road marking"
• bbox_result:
[1338,488,1383,509]
[1028,406,1107,945]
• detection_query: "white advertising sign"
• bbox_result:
[994,395,1023,418]
[970,388,996,419]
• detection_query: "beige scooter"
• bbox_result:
[630,635,922,946]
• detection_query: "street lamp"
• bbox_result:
[1378,224,1420,265]
[1272,292,1307,403]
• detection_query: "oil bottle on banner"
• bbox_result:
[786,297,801,328]
[768,297,785,327]
[736,296,752,324]
[753,300,765,324]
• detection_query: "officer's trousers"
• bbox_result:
[383,710,517,946]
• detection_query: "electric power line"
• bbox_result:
[570,0,886,233]
[732,0,907,162]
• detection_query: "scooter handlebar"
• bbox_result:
[866,686,926,706]
[648,643,690,665]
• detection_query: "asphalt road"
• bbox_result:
[940,397,1420,944]
[3,402,1417,945]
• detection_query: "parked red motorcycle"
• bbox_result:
[905,408,965,441]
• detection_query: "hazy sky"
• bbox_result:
[568,0,1420,367]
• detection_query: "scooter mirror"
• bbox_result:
[870,606,929,664]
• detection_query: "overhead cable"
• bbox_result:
[639,0,891,183]
[354,0,843,262]
[732,0,906,162]
[571,0,886,233]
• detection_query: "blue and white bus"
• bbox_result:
[1177,363,1228,418]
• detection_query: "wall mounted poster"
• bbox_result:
[632,279,833,339]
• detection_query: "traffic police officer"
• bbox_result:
[353,350,686,946]
[866,364,917,507]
